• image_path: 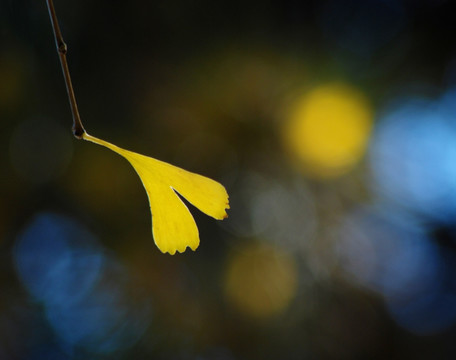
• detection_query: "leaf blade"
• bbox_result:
[82,133,229,254]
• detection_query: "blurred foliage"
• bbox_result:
[2,0,456,359]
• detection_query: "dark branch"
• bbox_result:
[46,0,85,139]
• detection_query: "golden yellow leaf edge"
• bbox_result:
[82,133,230,255]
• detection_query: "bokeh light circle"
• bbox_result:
[283,83,373,178]
[224,242,298,319]
[369,93,456,222]
[13,212,151,354]
[336,206,440,302]
[335,206,456,334]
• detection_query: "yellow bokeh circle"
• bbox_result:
[224,242,298,319]
[283,83,373,178]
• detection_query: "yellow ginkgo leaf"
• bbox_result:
[82,132,229,255]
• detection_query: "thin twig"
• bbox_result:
[46,0,85,138]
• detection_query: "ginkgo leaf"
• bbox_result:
[82,132,229,255]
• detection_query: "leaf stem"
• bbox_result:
[46,0,85,139]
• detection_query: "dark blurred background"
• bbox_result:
[2,0,456,359]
